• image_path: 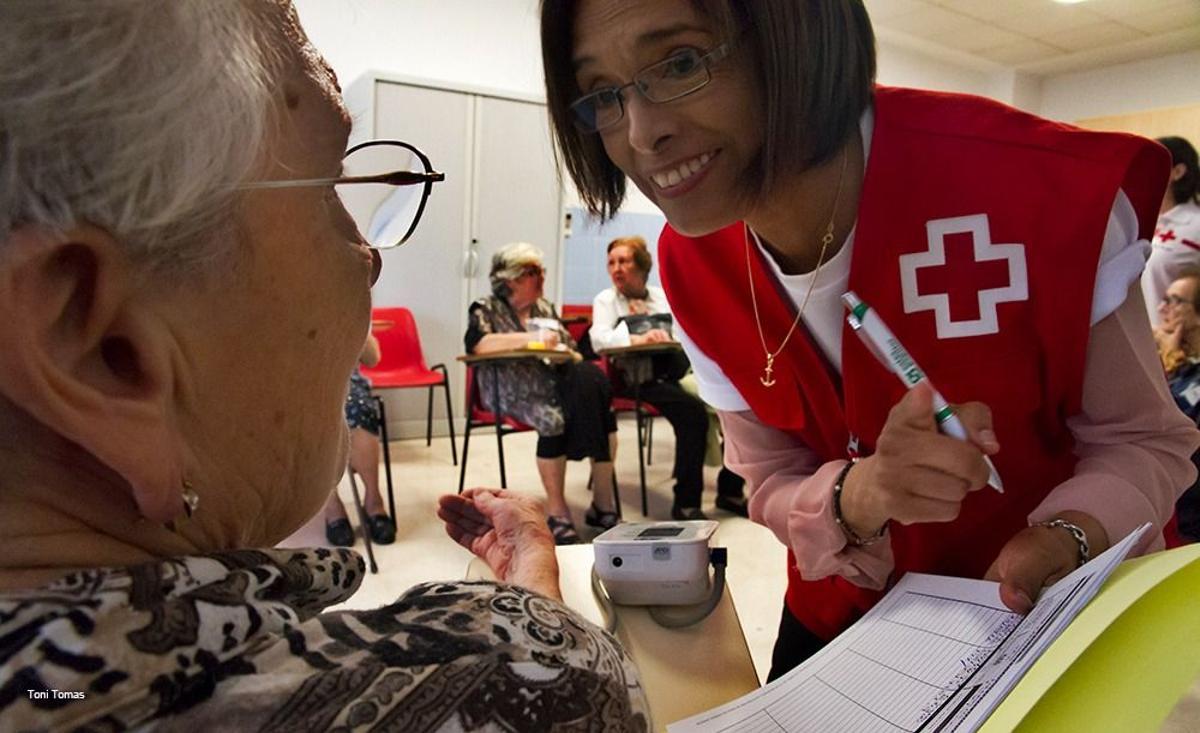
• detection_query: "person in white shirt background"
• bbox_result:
[1142,136,1200,326]
[590,236,748,519]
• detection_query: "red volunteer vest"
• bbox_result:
[660,86,1168,640]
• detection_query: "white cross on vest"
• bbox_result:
[899,214,1028,339]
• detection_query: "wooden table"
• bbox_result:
[468,543,759,731]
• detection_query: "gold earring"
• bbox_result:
[181,479,199,518]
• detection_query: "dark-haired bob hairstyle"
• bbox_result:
[1157,136,1199,207]
[541,0,876,221]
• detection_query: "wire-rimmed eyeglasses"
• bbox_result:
[241,139,444,249]
[569,43,732,133]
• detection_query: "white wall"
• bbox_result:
[876,40,995,98]
[1039,50,1200,123]
[293,0,544,98]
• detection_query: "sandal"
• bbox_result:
[546,515,580,545]
[325,518,355,547]
[584,503,620,531]
[367,514,396,545]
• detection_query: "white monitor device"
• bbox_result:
[592,521,718,605]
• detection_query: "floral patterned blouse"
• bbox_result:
[464,295,576,436]
[0,548,648,732]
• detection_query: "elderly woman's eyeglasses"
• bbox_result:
[240,140,443,249]
[1163,294,1194,308]
[569,43,732,134]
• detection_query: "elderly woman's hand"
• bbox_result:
[437,489,562,600]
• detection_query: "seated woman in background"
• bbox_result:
[0,3,646,730]
[1154,270,1200,420]
[590,235,747,520]
[1142,136,1200,325]
[465,242,620,544]
[1153,272,1200,542]
[322,333,396,546]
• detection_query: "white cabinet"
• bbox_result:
[345,74,564,439]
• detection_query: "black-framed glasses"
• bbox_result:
[569,43,732,133]
[241,139,444,249]
[1163,294,1193,308]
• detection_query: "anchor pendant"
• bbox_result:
[760,354,777,387]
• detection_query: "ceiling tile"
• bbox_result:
[1118,3,1200,34]
[926,0,1013,22]
[931,23,1026,53]
[1039,19,1146,52]
[988,1,1107,37]
[1084,0,1196,21]
[863,0,936,21]
[882,4,980,39]
[976,37,1063,65]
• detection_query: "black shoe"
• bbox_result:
[367,514,396,545]
[585,503,620,530]
[717,467,746,496]
[671,505,709,521]
[547,515,581,545]
[715,494,749,518]
[325,518,355,547]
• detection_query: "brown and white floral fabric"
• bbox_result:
[464,295,575,436]
[0,548,648,732]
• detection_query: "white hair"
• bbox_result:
[489,241,545,296]
[0,0,282,271]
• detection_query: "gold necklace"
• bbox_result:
[747,150,849,388]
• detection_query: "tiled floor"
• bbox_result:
[280,415,788,683]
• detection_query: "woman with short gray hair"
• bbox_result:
[465,242,621,544]
[0,2,646,730]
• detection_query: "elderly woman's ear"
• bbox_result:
[0,223,185,522]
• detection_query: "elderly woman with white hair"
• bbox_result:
[0,2,646,730]
[465,242,621,544]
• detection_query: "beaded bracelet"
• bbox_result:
[1031,518,1090,568]
[832,459,887,546]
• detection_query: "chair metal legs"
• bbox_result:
[373,396,396,523]
[491,365,508,489]
[634,383,649,516]
[347,470,378,574]
[433,364,458,466]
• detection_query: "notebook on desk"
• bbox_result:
[668,524,1158,733]
[618,312,674,337]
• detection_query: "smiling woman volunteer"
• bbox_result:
[540,0,1199,678]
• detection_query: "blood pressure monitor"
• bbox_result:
[592,521,719,605]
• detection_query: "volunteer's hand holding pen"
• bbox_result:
[834,292,1002,548]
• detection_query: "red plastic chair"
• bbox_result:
[457,364,536,494]
[361,307,457,468]
[560,304,593,346]
[601,356,661,516]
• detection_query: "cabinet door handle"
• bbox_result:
[464,238,479,277]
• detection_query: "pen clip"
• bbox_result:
[845,307,893,372]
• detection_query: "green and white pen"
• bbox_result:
[842,290,1004,493]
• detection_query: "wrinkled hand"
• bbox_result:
[840,383,998,538]
[630,329,671,346]
[985,512,1107,613]
[437,489,562,600]
[541,331,561,349]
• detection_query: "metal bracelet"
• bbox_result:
[832,459,886,546]
[1031,518,1090,567]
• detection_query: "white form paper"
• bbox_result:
[668,523,1150,733]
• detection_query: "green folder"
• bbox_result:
[981,543,1200,731]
